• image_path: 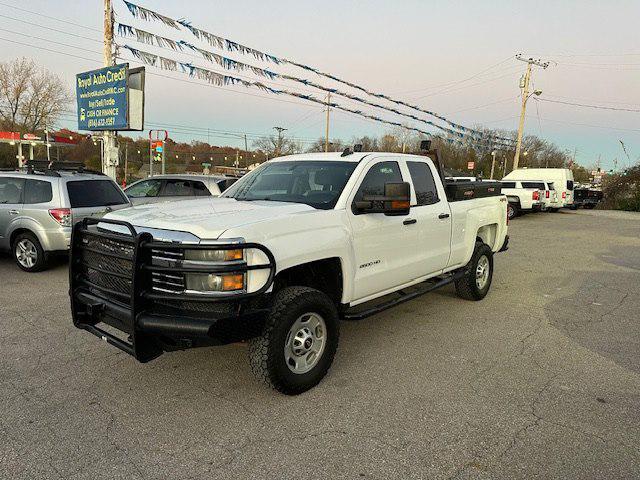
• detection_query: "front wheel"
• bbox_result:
[12,232,48,272]
[249,286,339,395]
[455,242,494,301]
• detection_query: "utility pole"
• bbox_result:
[325,92,331,153]
[513,54,549,172]
[102,0,118,179]
[244,134,248,154]
[273,126,287,157]
[490,150,497,179]
[401,128,407,153]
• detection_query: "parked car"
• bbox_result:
[571,187,603,209]
[503,168,575,210]
[500,180,544,219]
[70,151,509,394]
[0,168,130,272]
[124,174,238,206]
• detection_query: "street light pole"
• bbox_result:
[513,55,549,172]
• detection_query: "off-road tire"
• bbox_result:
[249,286,339,395]
[12,232,47,272]
[455,241,493,301]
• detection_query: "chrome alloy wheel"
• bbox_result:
[475,255,490,290]
[284,313,327,374]
[15,239,38,269]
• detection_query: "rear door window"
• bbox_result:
[67,180,128,208]
[192,181,211,196]
[24,179,53,204]
[161,179,193,196]
[407,161,439,206]
[0,177,25,204]
[500,181,516,189]
[522,182,545,189]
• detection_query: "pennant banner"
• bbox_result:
[117,25,514,148]
[121,0,516,146]
[121,45,511,150]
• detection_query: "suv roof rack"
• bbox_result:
[24,160,105,177]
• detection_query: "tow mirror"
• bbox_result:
[355,182,411,216]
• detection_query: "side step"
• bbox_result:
[342,271,464,321]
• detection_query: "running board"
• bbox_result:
[342,270,465,321]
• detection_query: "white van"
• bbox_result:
[503,168,574,210]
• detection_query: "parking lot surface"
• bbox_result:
[1,209,639,479]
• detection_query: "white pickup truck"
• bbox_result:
[500,180,544,219]
[70,151,509,394]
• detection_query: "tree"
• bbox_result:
[0,58,71,132]
[253,134,301,157]
[306,137,345,153]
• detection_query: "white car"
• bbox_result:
[124,174,238,206]
[70,152,509,394]
[503,168,575,210]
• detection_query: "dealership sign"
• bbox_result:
[76,64,145,132]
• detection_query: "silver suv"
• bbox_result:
[0,169,130,272]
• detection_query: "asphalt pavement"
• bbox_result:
[1,209,639,479]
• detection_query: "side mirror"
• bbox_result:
[354,182,411,216]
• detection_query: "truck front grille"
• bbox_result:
[78,233,135,302]
[150,248,185,294]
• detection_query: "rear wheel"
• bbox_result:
[507,202,519,220]
[12,232,47,272]
[455,242,493,301]
[249,286,339,395]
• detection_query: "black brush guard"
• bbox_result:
[69,218,276,362]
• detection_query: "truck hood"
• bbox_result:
[104,197,316,240]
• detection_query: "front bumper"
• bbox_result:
[69,218,276,362]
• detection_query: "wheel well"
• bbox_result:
[10,228,35,247]
[274,258,343,305]
[507,196,521,206]
[476,224,497,248]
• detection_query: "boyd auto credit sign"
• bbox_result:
[76,64,128,130]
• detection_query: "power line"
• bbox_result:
[0,13,102,43]
[0,1,102,32]
[393,56,515,95]
[534,98,640,113]
[0,36,103,63]
[0,27,104,55]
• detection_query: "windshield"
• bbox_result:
[222,161,358,209]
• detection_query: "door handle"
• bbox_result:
[438,213,450,219]
[9,210,19,215]
[403,218,417,225]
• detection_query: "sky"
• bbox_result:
[1,0,639,170]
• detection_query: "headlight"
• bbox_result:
[185,249,243,262]
[185,273,245,292]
